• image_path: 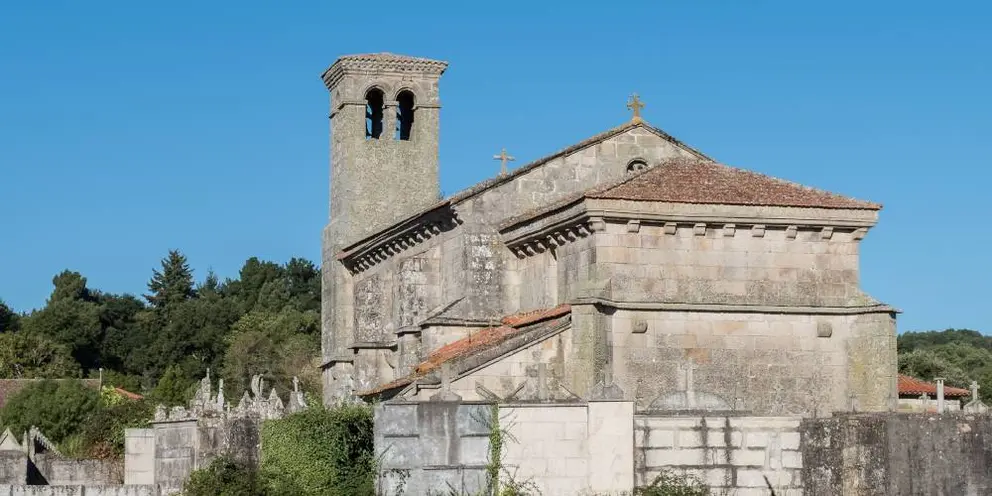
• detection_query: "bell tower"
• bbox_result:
[319,53,448,402]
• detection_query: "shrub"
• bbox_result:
[79,399,153,458]
[260,402,375,495]
[635,470,711,496]
[182,455,264,496]
[0,379,100,444]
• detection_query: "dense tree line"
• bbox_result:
[898,328,992,398]
[0,250,322,404]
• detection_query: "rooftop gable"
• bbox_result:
[337,120,709,260]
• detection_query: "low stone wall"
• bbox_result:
[634,414,803,495]
[801,412,992,495]
[32,456,120,485]
[374,400,636,495]
[0,486,158,496]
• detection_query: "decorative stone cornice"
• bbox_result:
[337,204,460,274]
[570,297,900,315]
[321,53,449,91]
[500,199,877,259]
[504,218,595,259]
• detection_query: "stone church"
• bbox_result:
[319,53,898,417]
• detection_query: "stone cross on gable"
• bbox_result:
[626,93,645,123]
[493,148,515,175]
[971,380,980,400]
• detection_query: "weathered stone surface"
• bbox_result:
[801,413,992,495]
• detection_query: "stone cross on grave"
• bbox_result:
[626,93,645,123]
[493,148,515,175]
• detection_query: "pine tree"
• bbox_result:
[145,250,196,309]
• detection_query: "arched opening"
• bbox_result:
[395,90,415,141]
[627,159,648,173]
[365,88,384,139]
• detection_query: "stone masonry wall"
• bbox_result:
[635,415,803,496]
[801,412,992,496]
[592,214,871,307]
[326,125,701,402]
[31,456,120,485]
[609,308,890,416]
[0,486,159,496]
[374,401,634,496]
[0,452,26,484]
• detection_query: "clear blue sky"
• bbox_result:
[1,1,989,333]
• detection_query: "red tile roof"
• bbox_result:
[588,157,881,210]
[359,304,571,397]
[113,387,144,400]
[898,374,969,398]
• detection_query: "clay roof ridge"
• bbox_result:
[588,157,882,210]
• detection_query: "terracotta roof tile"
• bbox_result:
[898,374,969,398]
[588,157,881,210]
[359,304,571,397]
[114,387,144,400]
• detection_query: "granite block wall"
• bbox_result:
[375,401,634,496]
[801,412,992,496]
[635,415,804,496]
[590,212,873,307]
[31,457,120,485]
[609,308,882,416]
[0,487,158,496]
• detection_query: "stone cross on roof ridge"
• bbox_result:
[493,148,515,175]
[626,93,645,123]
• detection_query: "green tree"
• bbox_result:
[222,308,320,399]
[49,270,93,304]
[148,364,196,407]
[284,258,321,313]
[0,332,80,378]
[22,297,103,371]
[224,258,285,313]
[0,379,100,444]
[0,299,20,332]
[145,250,196,310]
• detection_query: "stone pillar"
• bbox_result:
[587,401,634,493]
[935,377,945,413]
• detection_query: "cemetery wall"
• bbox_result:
[801,412,992,495]
[634,414,803,495]
[0,486,158,496]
